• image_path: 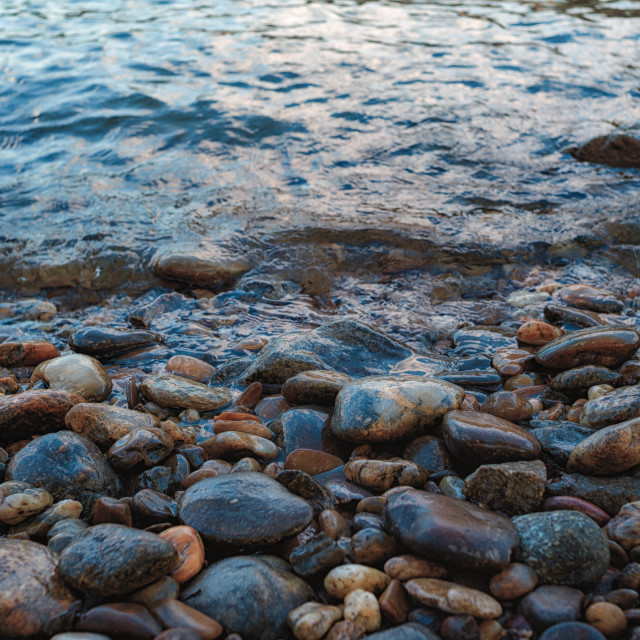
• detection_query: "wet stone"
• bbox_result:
[132,489,178,527]
[605,501,640,550]
[69,326,161,357]
[453,326,517,357]
[492,347,535,376]
[202,431,279,461]
[282,370,351,406]
[129,576,180,607]
[384,555,448,581]
[529,420,592,465]
[441,615,477,640]
[463,460,546,516]
[11,499,83,538]
[438,475,465,500]
[517,320,563,346]
[289,533,346,578]
[47,517,88,553]
[480,391,534,422]
[538,621,607,640]
[550,366,621,396]
[344,459,428,492]
[0,485,52,524]
[405,578,502,618]
[165,354,215,383]
[272,407,334,455]
[0,389,83,444]
[6,431,121,513]
[178,472,312,546]
[403,435,453,474]
[181,555,314,640]
[513,511,610,587]
[542,496,610,526]
[350,527,400,566]
[517,585,584,631]
[385,490,518,572]
[331,376,464,443]
[50,634,112,640]
[285,449,344,475]
[75,603,162,640]
[276,469,338,513]
[0,340,59,367]
[65,403,158,449]
[140,374,231,412]
[0,538,78,638]
[581,386,640,430]
[149,599,223,640]
[287,602,342,640]
[489,563,538,600]
[318,508,350,539]
[108,426,174,471]
[344,589,381,632]
[32,353,112,402]
[442,410,540,463]
[91,496,133,527]
[325,563,391,598]
[535,326,640,370]
[567,417,640,475]
[159,525,205,583]
[154,251,251,287]
[59,523,178,595]
[213,419,272,438]
[560,284,625,313]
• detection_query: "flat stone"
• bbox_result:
[383,555,448,581]
[344,459,428,492]
[69,327,161,357]
[331,376,464,443]
[405,578,502,618]
[166,355,215,383]
[178,472,312,546]
[581,386,640,430]
[6,431,121,513]
[385,490,518,572]
[282,370,351,406]
[529,420,592,465]
[513,511,609,587]
[32,354,112,402]
[59,523,178,596]
[181,555,314,640]
[154,252,251,287]
[0,389,83,444]
[568,417,640,475]
[107,427,174,471]
[148,599,223,640]
[65,403,158,449]
[240,319,413,385]
[571,134,640,169]
[535,326,640,369]
[0,539,78,638]
[560,284,625,313]
[518,585,584,631]
[542,496,610,526]
[285,449,344,475]
[0,340,59,367]
[463,460,546,515]
[139,374,231,412]
[201,431,279,461]
[550,366,621,396]
[403,435,453,474]
[442,410,540,463]
[289,534,345,578]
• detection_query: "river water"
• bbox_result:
[1,0,639,360]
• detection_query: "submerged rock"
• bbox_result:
[69,326,161,357]
[154,252,252,287]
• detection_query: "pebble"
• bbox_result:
[350,527,400,566]
[0,485,53,524]
[65,402,158,449]
[129,575,180,607]
[489,563,538,600]
[405,578,502,618]
[132,488,177,526]
[441,615,478,640]
[0,539,78,638]
[47,517,88,553]
[480,391,534,422]
[139,374,231,412]
[403,435,453,474]
[108,426,174,470]
[530,420,593,465]
[438,475,465,500]
[235,381,263,407]
[379,579,411,624]
[559,284,624,314]
[543,496,610,526]
[442,410,541,463]
[344,589,381,632]
[166,355,215,382]
[282,370,351,406]
[462,460,546,515]
[324,564,391,599]
[385,490,518,572]
[59,523,178,595]
[201,431,279,461]
[513,511,610,587]
[287,602,343,640]
[6,431,121,513]
[11,498,82,538]
[384,555,448,581]
[585,602,627,636]
[517,585,584,631]
[0,389,83,443]
[289,533,346,577]
[550,366,621,396]
[75,603,162,640]
[344,459,428,491]
[492,347,535,376]
[181,555,314,640]
[0,340,59,367]
[330,376,464,442]
[159,525,205,583]
[589,384,615,401]
[285,449,344,475]
[272,407,335,455]
[535,326,640,369]
[568,417,640,475]
[326,620,366,640]
[149,599,223,640]
[69,327,161,357]
[581,386,640,430]
[538,621,607,640]
[606,501,640,550]
[178,472,313,546]
[477,620,505,640]
[213,419,272,438]
[517,320,562,346]
[319,508,351,539]
[32,353,112,402]
[231,456,261,473]
[154,252,251,287]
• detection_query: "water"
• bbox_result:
[0,0,639,357]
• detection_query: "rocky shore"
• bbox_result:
[2,282,640,639]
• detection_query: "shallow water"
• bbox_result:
[1,0,639,352]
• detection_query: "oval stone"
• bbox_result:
[517,321,562,346]
[0,340,59,367]
[535,327,640,370]
[178,472,313,546]
[69,327,161,357]
[59,523,179,596]
[567,417,640,475]
[580,386,640,430]
[0,539,78,638]
[166,355,215,383]
[442,410,540,463]
[330,376,464,443]
[550,366,621,396]
[282,370,351,407]
[324,564,391,598]
[201,431,279,461]
[139,374,231,412]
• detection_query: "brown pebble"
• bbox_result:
[213,420,272,439]
[608,541,630,569]
[129,576,180,607]
[0,340,59,367]
[319,509,350,540]
[159,526,205,584]
[285,449,344,476]
[384,555,448,581]
[478,619,505,640]
[326,620,366,640]
[585,602,627,636]
[76,603,162,640]
[489,563,538,600]
[356,496,387,515]
[235,382,263,408]
[379,579,411,623]
[517,321,562,346]
[214,411,262,423]
[91,497,132,527]
[542,496,610,526]
[165,356,215,383]
[149,599,223,640]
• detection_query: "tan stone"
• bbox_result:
[165,355,215,383]
[159,526,205,584]
[344,589,380,632]
[287,602,342,640]
[325,564,391,599]
[383,555,448,581]
[344,459,428,492]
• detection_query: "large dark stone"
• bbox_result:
[385,490,518,572]
[518,585,584,631]
[549,366,621,396]
[178,472,313,546]
[539,622,606,640]
[6,431,121,513]
[69,327,162,357]
[181,555,314,640]
[530,420,593,466]
[571,134,640,169]
[0,539,79,638]
[239,320,414,385]
[513,511,609,588]
[59,523,178,596]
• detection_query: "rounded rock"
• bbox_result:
[287,602,343,640]
[344,589,381,632]
[159,525,205,584]
[585,602,627,637]
[139,374,231,412]
[489,563,538,600]
[324,564,391,599]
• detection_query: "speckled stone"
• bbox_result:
[550,366,621,396]
[331,376,463,443]
[140,374,231,412]
[581,386,640,430]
